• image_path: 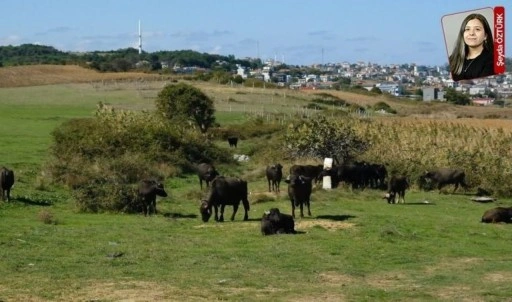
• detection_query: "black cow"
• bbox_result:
[138,179,168,216]
[227,137,239,148]
[371,163,388,189]
[261,208,296,235]
[289,164,323,184]
[199,176,250,222]
[481,207,512,223]
[197,163,220,190]
[0,167,14,202]
[424,168,468,193]
[266,163,283,193]
[334,162,365,189]
[285,174,313,218]
[383,175,409,204]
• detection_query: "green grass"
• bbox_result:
[1,82,512,301]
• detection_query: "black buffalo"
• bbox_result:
[261,208,296,235]
[481,207,512,223]
[383,175,409,204]
[138,179,168,216]
[266,163,283,193]
[0,167,14,202]
[424,168,468,193]
[285,174,313,218]
[199,176,250,222]
[289,164,323,184]
[227,136,239,148]
[197,163,220,190]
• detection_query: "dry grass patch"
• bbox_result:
[483,271,512,283]
[0,65,166,88]
[318,271,357,285]
[295,220,355,231]
[434,285,482,302]
[71,281,174,302]
[364,271,418,291]
[424,257,482,275]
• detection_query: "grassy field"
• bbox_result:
[1,65,512,301]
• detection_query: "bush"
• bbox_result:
[373,101,397,114]
[38,209,58,225]
[47,103,231,212]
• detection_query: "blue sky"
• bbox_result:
[1,0,510,66]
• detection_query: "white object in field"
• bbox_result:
[324,158,333,169]
[323,176,332,189]
[323,158,333,189]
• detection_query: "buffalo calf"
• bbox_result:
[138,179,168,216]
[481,207,512,223]
[266,163,283,193]
[261,208,296,235]
[383,175,409,204]
[197,163,220,190]
[0,167,14,202]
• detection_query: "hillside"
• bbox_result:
[0,65,167,88]
[2,65,512,120]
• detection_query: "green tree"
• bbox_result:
[284,116,369,164]
[444,87,470,105]
[370,87,382,94]
[155,83,215,133]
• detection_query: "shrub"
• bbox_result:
[38,210,57,225]
[47,103,231,212]
[373,101,397,114]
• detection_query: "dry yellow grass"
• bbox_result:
[0,64,168,88]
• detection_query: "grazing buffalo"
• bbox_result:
[481,207,512,223]
[289,164,323,184]
[285,174,313,218]
[424,168,468,193]
[197,163,220,190]
[266,163,283,193]
[0,167,14,202]
[227,136,239,148]
[383,175,409,204]
[199,176,250,222]
[138,179,168,216]
[261,208,296,235]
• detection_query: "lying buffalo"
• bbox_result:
[199,176,250,222]
[0,167,14,202]
[423,168,467,193]
[481,207,512,223]
[261,208,296,235]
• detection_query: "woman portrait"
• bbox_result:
[443,9,495,81]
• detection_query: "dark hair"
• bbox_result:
[449,13,494,76]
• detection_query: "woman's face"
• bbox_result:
[463,18,487,48]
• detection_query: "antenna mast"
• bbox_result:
[138,20,142,54]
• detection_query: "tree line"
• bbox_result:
[0,44,263,72]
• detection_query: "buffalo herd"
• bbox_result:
[1,160,509,229]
